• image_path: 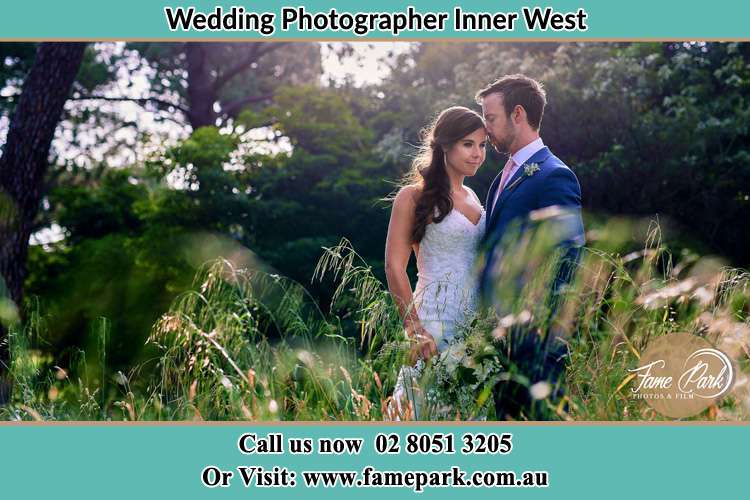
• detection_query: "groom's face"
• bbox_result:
[481,93,516,154]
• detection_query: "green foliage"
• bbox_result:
[5,223,750,421]
[24,85,399,371]
[576,43,750,263]
[240,85,399,289]
[0,43,38,115]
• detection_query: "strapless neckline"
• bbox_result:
[446,207,485,227]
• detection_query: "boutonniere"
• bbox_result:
[523,162,541,177]
[504,162,541,192]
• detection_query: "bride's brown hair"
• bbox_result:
[405,106,486,243]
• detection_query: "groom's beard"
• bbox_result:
[490,126,516,154]
[491,136,512,154]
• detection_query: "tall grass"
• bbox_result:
[146,258,391,420]
[2,216,749,421]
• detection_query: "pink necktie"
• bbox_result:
[498,156,515,192]
[492,157,515,211]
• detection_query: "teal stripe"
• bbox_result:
[0,424,746,498]
[1,1,748,39]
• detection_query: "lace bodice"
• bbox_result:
[414,204,486,349]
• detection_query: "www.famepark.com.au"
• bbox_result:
[216,465,549,492]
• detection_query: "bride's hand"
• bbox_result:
[406,322,438,363]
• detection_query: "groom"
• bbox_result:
[476,74,585,420]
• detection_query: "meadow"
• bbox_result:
[3,214,748,422]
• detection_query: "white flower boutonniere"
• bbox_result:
[504,162,541,193]
[524,162,541,177]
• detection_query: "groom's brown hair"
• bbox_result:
[475,74,547,130]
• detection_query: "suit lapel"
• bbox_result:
[485,171,503,224]
[487,147,552,231]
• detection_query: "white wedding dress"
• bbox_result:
[391,190,486,419]
[414,206,486,349]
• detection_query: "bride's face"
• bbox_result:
[444,128,487,177]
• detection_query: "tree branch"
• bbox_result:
[69,94,189,115]
[254,42,290,60]
[222,93,274,118]
[213,42,290,92]
[213,45,260,92]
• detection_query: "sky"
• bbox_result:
[321,42,412,86]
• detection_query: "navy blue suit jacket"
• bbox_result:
[480,146,585,301]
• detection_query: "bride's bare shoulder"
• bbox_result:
[393,184,422,208]
[462,185,484,208]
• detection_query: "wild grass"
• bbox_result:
[2,216,749,421]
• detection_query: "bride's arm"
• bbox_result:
[385,186,437,360]
[385,187,419,326]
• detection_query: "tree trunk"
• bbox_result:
[185,43,218,129]
[0,42,86,404]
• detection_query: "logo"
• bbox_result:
[629,333,735,418]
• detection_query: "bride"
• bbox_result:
[384,106,487,418]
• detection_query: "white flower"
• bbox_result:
[268,399,279,414]
[220,376,234,390]
[474,361,495,382]
[529,381,552,400]
[524,162,541,177]
[439,341,467,372]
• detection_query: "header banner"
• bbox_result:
[2,1,748,40]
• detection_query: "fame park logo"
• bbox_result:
[629,332,735,418]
